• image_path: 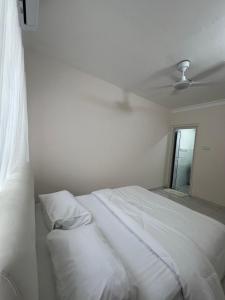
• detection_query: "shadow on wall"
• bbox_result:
[26,52,170,197]
[84,89,167,114]
[34,91,169,196]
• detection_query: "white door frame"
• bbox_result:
[164,124,199,195]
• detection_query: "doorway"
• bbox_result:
[170,128,196,194]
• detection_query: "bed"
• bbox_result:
[36,186,225,300]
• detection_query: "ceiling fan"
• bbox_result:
[154,60,225,92]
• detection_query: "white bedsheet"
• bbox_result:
[47,224,138,300]
[79,195,183,300]
[36,200,182,300]
[35,191,225,300]
[93,186,225,300]
[108,186,225,279]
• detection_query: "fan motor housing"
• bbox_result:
[174,80,191,90]
[177,60,191,72]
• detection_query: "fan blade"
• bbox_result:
[133,65,178,90]
[191,81,225,87]
[191,62,225,81]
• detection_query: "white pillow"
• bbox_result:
[39,190,92,230]
[47,224,138,300]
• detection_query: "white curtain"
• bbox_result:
[0,0,29,188]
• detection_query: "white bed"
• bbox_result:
[35,187,225,300]
[36,196,183,300]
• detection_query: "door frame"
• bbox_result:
[170,129,180,189]
[165,124,198,195]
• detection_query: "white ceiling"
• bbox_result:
[24,0,225,108]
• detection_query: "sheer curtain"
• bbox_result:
[0,0,29,188]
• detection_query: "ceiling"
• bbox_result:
[24,0,225,108]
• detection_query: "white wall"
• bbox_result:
[171,104,225,206]
[25,50,170,196]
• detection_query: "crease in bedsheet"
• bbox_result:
[114,186,225,269]
[117,187,225,281]
[92,193,185,299]
[92,188,225,300]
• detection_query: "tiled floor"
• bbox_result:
[177,184,190,194]
[153,189,225,225]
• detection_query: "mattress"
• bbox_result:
[35,193,225,300]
